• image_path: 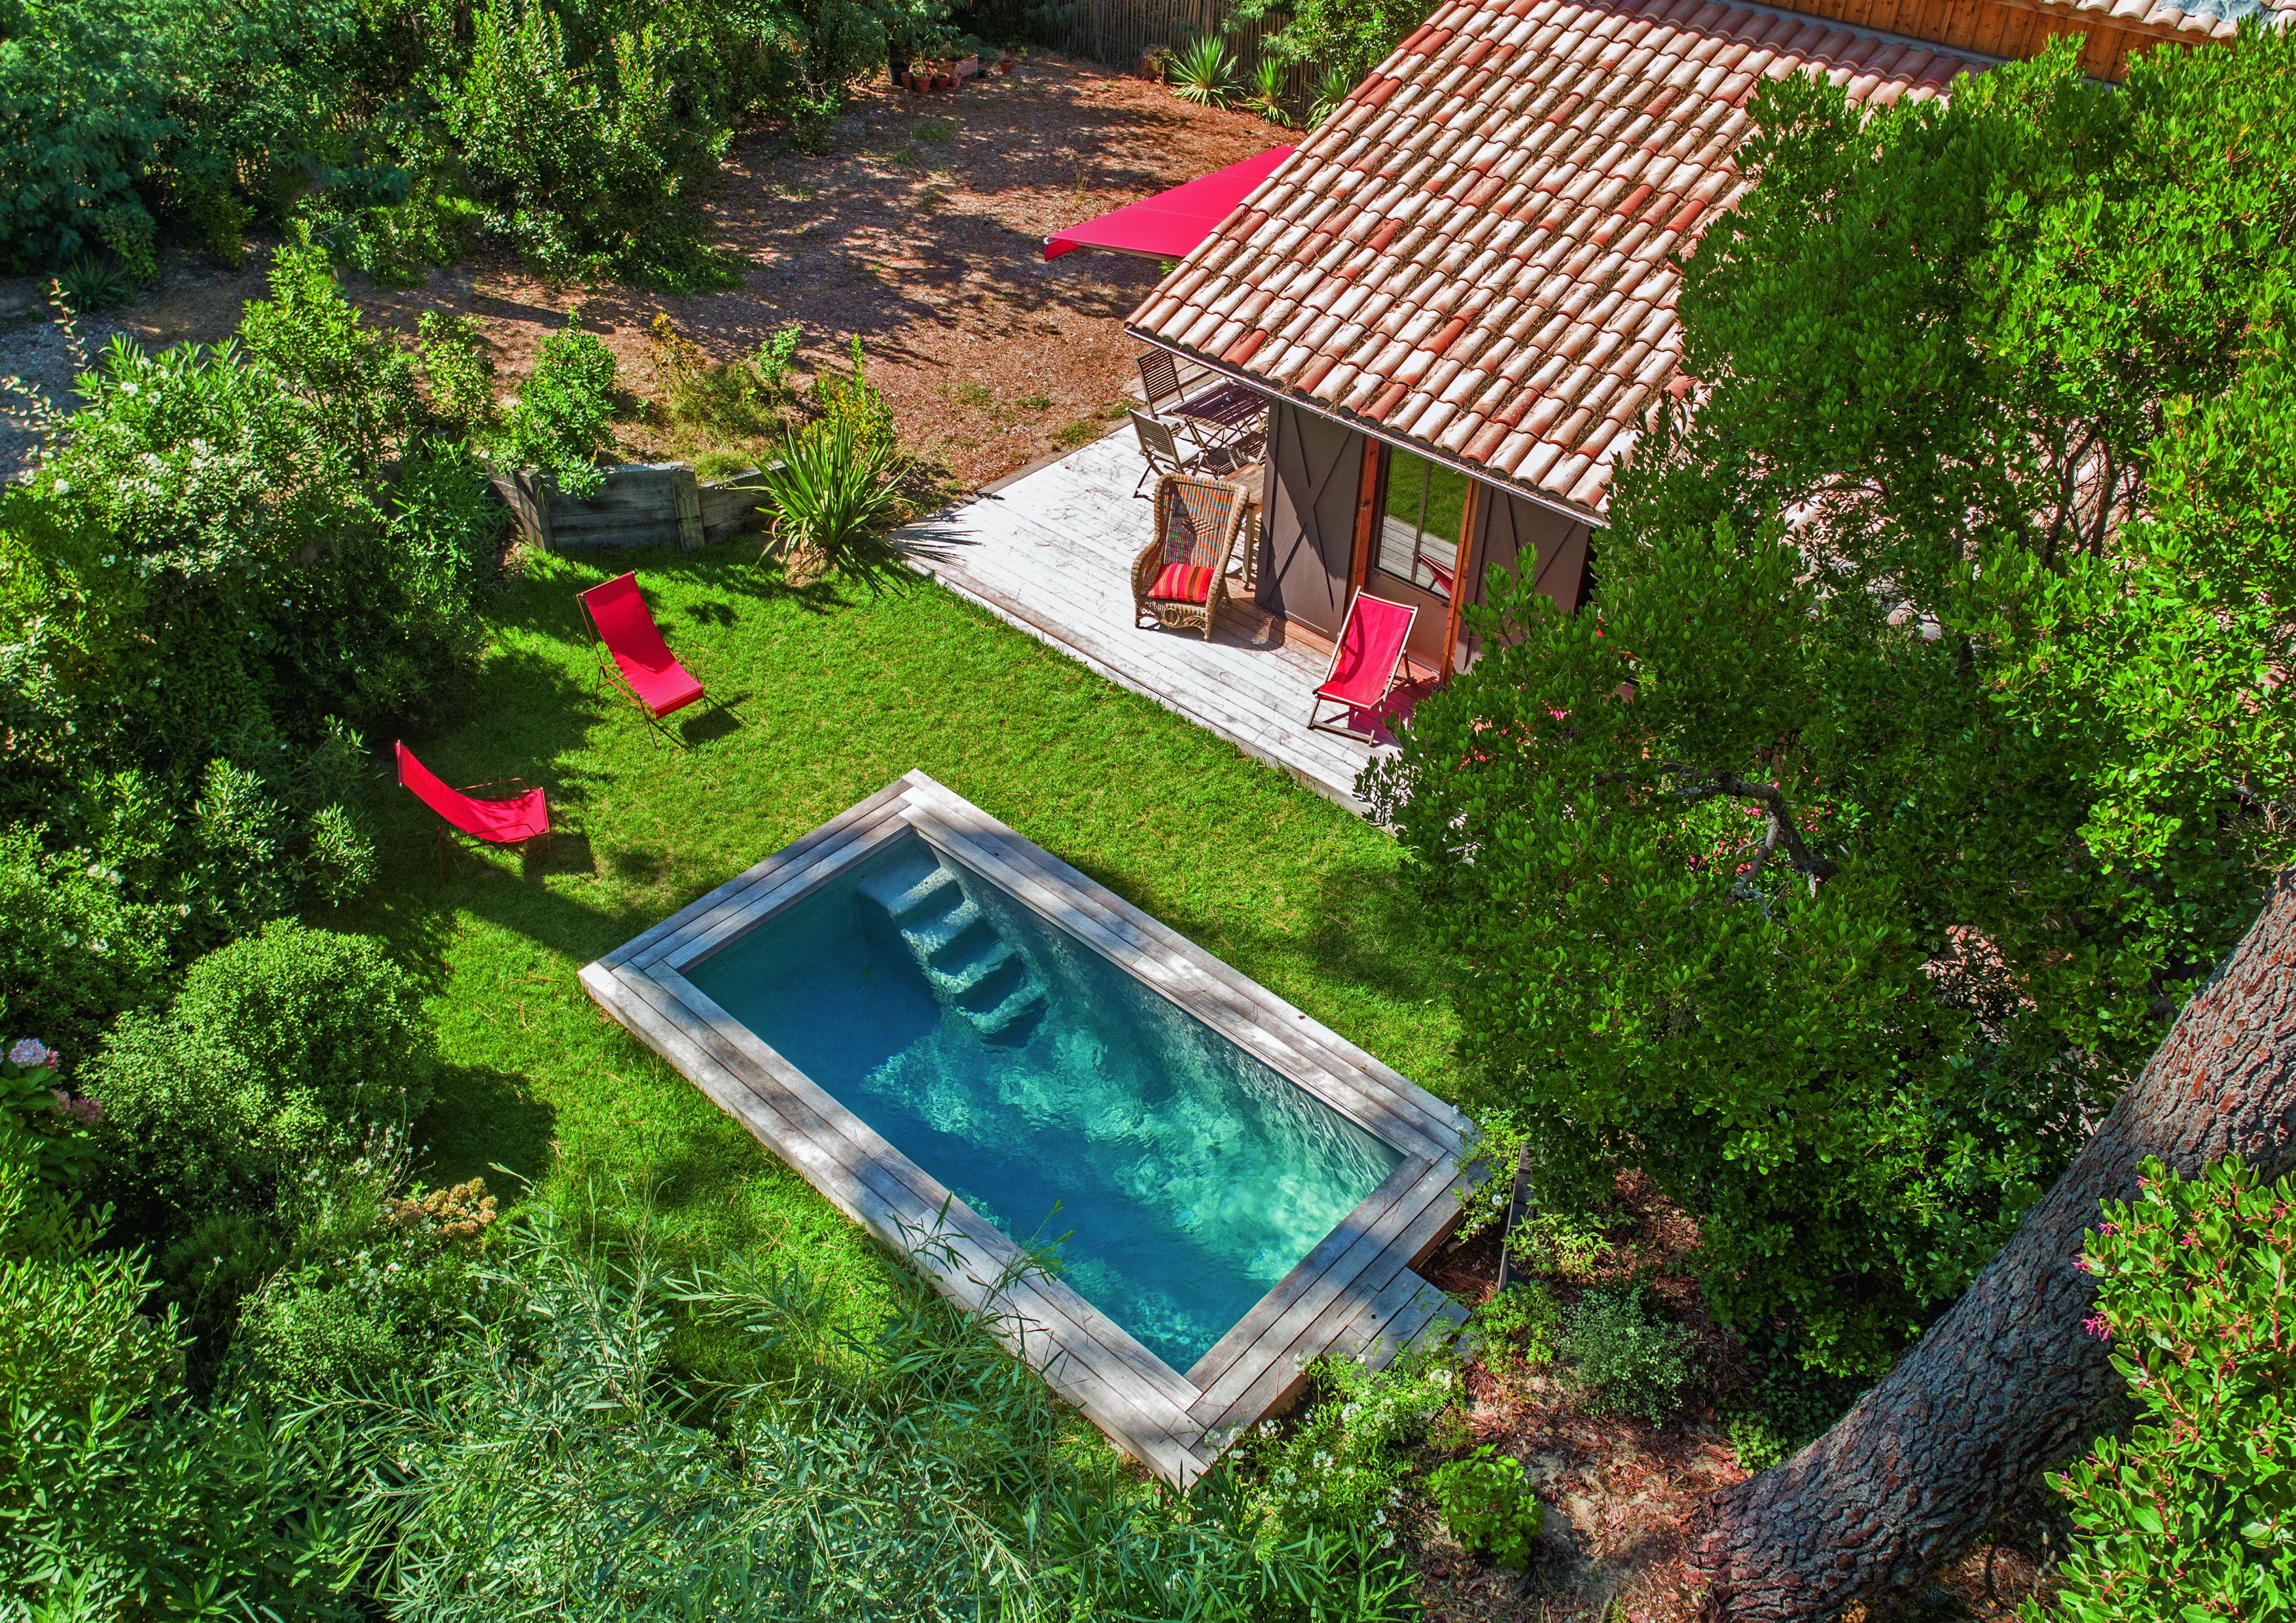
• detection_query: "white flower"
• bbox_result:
[1342,1402,1360,1420]
[1258,1420,1276,1438]
[119,382,136,395]
[51,480,68,497]
[1432,1368,1454,1389]
[101,555,115,567]
[7,1039,54,1068]
[1372,1510,1386,1525]
[1380,1531,1395,1548]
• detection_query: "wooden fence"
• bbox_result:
[1037,0,1314,102]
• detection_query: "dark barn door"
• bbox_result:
[1454,486,1596,671]
[1258,401,1364,639]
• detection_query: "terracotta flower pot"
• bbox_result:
[931,73,950,90]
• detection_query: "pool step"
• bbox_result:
[857,847,1047,1042]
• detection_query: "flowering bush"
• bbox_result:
[0,245,499,1001]
[2031,1156,2296,1623]
[1242,1346,1463,1547]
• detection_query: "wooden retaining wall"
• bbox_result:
[490,463,770,552]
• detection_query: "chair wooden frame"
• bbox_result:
[1131,474,1248,640]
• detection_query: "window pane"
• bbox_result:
[1374,449,1467,596]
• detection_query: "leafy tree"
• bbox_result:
[0,243,499,965]
[1232,0,1431,86]
[1370,28,2296,1377]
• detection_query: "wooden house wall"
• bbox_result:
[1257,401,1366,639]
[1454,488,1596,672]
[1775,0,2191,80]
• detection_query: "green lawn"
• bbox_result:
[342,541,1463,1321]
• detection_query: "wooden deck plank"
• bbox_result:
[648,808,914,972]
[894,435,1392,812]
[1187,1156,1461,1426]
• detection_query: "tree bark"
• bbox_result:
[1691,865,2296,1621]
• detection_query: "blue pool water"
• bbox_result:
[685,833,1403,1371]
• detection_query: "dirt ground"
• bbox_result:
[0,55,1287,488]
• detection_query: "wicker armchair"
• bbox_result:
[1132,474,1247,639]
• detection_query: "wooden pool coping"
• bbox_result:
[579,770,1471,1485]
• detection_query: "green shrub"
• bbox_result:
[1,246,493,962]
[1721,1362,1858,1474]
[2030,1156,2296,1623]
[758,414,908,573]
[442,0,732,283]
[1427,1445,1544,1569]
[1472,1281,1559,1370]
[0,827,171,1056]
[810,333,897,451]
[649,312,795,442]
[237,1173,497,1396]
[1506,1206,1615,1283]
[89,919,429,1224]
[0,1039,100,1192]
[497,312,618,497]
[348,1207,1418,1618]
[1558,1283,1691,1426]
[0,1128,369,1618]
[1168,35,1235,107]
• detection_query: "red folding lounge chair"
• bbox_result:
[577,571,708,724]
[395,741,550,877]
[1308,592,1418,738]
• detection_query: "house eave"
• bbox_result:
[1126,327,1610,532]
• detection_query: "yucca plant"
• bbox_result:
[1244,56,1293,126]
[757,413,907,582]
[1309,62,1357,126]
[52,254,135,313]
[1168,35,1236,107]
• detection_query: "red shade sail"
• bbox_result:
[1043,146,1295,262]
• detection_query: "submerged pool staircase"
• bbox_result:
[857,846,1047,1043]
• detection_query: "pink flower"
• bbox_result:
[2082,1313,2111,1342]
[48,1090,101,1126]
[7,1038,56,1069]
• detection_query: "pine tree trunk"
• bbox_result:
[1691,867,2296,1620]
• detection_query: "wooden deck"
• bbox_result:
[895,432,1393,813]
[581,772,1471,1484]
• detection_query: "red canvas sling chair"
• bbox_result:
[395,741,550,878]
[1307,592,1418,739]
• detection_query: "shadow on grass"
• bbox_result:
[420,1061,558,1190]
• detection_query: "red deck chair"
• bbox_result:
[395,741,550,877]
[577,572,709,726]
[1308,592,1419,738]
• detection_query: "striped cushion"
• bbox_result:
[1149,563,1215,604]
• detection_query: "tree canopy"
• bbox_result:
[1369,26,2296,1378]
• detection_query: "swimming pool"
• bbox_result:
[583,772,1469,1484]
[684,832,1405,1370]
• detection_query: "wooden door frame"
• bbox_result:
[1348,438,1482,680]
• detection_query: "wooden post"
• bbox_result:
[672,467,704,550]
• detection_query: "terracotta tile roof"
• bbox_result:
[2024,0,2291,42]
[1126,0,1987,518]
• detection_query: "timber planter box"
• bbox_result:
[490,461,771,552]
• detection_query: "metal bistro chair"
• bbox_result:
[1128,408,1248,498]
[1136,350,1268,450]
